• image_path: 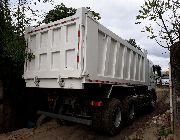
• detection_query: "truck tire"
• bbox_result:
[147,89,157,112]
[123,97,136,125]
[126,102,136,125]
[102,98,123,135]
[148,98,156,112]
[92,108,103,132]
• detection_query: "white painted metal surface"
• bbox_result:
[24,7,155,89]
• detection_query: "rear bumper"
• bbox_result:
[37,111,92,125]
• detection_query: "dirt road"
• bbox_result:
[0,87,171,140]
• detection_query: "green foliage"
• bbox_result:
[0,0,25,77]
[153,65,162,77]
[158,125,172,136]
[86,7,101,20]
[43,3,101,24]
[43,3,76,24]
[0,0,51,77]
[127,38,142,51]
[136,0,180,48]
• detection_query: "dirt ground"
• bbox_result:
[0,87,173,140]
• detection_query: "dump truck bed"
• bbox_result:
[24,8,151,89]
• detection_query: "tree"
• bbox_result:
[43,3,101,24]
[0,0,36,79]
[136,0,180,49]
[136,0,180,136]
[0,0,52,77]
[0,0,52,131]
[0,0,24,77]
[86,7,101,20]
[127,38,142,50]
[43,3,76,24]
[153,65,162,76]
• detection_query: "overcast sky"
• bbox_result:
[19,0,170,71]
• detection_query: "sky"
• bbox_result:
[13,0,170,71]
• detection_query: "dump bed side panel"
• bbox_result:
[85,16,148,85]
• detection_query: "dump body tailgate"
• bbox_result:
[24,9,86,88]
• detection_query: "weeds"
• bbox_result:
[158,125,172,137]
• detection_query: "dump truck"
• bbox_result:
[24,7,158,135]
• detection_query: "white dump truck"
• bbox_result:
[24,8,158,135]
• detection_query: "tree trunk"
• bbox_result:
[0,78,27,133]
[0,80,4,128]
[170,41,180,138]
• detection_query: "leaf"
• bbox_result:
[149,16,156,20]
[135,22,141,24]
[145,26,151,32]
[150,35,157,39]
[145,1,148,6]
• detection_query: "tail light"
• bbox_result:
[90,101,103,107]
[48,96,54,103]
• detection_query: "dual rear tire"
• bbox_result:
[92,98,136,135]
[123,97,136,125]
[92,99,125,135]
[102,99,123,135]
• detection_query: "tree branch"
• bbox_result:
[154,37,169,48]
[158,11,174,45]
[156,22,166,30]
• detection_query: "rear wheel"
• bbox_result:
[92,108,103,132]
[113,107,122,128]
[102,98,124,135]
[122,97,136,125]
[148,98,156,112]
[147,89,157,112]
[127,103,135,124]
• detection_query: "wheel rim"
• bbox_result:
[129,104,135,120]
[114,107,122,128]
